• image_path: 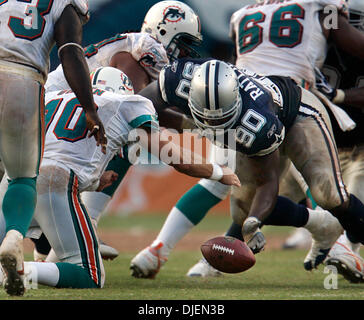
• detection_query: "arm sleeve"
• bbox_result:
[122,96,160,130]
[53,0,90,25]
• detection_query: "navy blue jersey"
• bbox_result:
[229,67,285,156]
[158,57,211,115]
[158,57,301,156]
[322,46,364,149]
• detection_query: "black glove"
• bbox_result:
[315,67,338,101]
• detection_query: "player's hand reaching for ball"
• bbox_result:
[219,166,241,187]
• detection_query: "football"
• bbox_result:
[200,236,256,273]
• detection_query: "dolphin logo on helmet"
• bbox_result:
[161,6,186,24]
[91,67,134,96]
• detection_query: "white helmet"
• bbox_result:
[141,1,203,61]
[347,0,364,31]
[188,60,242,131]
[90,67,134,95]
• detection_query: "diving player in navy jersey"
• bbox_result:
[188,60,364,247]
[130,57,344,278]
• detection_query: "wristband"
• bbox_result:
[58,42,84,58]
[333,89,345,104]
[210,164,224,181]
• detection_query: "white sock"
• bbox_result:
[340,232,362,256]
[45,248,59,263]
[304,208,323,233]
[24,262,60,287]
[81,191,112,223]
[151,207,194,257]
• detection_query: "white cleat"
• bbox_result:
[186,258,222,278]
[325,241,364,283]
[303,209,343,270]
[0,230,25,296]
[282,228,312,250]
[130,242,167,279]
[99,240,119,261]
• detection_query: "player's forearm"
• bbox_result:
[60,49,96,114]
[158,109,196,133]
[54,5,96,114]
[331,15,364,60]
[247,151,280,221]
[248,180,279,222]
[171,162,214,179]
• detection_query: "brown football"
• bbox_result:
[201,236,256,273]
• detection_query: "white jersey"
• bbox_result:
[43,89,158,191]
[45,32,169,92]
[230,0,348,87]
[0,0,89,77]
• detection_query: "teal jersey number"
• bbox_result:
[238,3,305,54]
[7,0,54,40]
[270,4,305,47]
[84,34,127,58]
[45,97,89,143]
[239,12,265,54]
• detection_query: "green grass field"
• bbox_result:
[0,212,363,301]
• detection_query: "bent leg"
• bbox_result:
[285,89,364,243]
[35,166,104,288]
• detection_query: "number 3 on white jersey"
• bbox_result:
[0,0,53,40]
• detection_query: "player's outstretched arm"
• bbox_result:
[139,81,196,132]
[134,126,241,187]
[317,13,364,108]
[54,5,107,153]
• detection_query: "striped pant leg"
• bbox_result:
[35,167,105,288]
[282,88,349,210]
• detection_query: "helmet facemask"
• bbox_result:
[166,33,202,61]
[349,11,364,31]
[188,61,243,133]
[190,96,242,132]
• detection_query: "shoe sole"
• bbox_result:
[326,258,364,284]
[101,254,118,261]
[99,244,119,261]
[130,264,156,279]
[0,254,24,296]
[187,273,222,277]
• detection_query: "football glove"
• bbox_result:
[242,217,266,254]
[315,67,337,101]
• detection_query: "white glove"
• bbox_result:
[242,217,266,254]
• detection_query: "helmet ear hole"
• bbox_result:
[160,29,167,36]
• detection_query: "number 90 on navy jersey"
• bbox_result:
[230,68,285,157]
[158,57,286,157]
